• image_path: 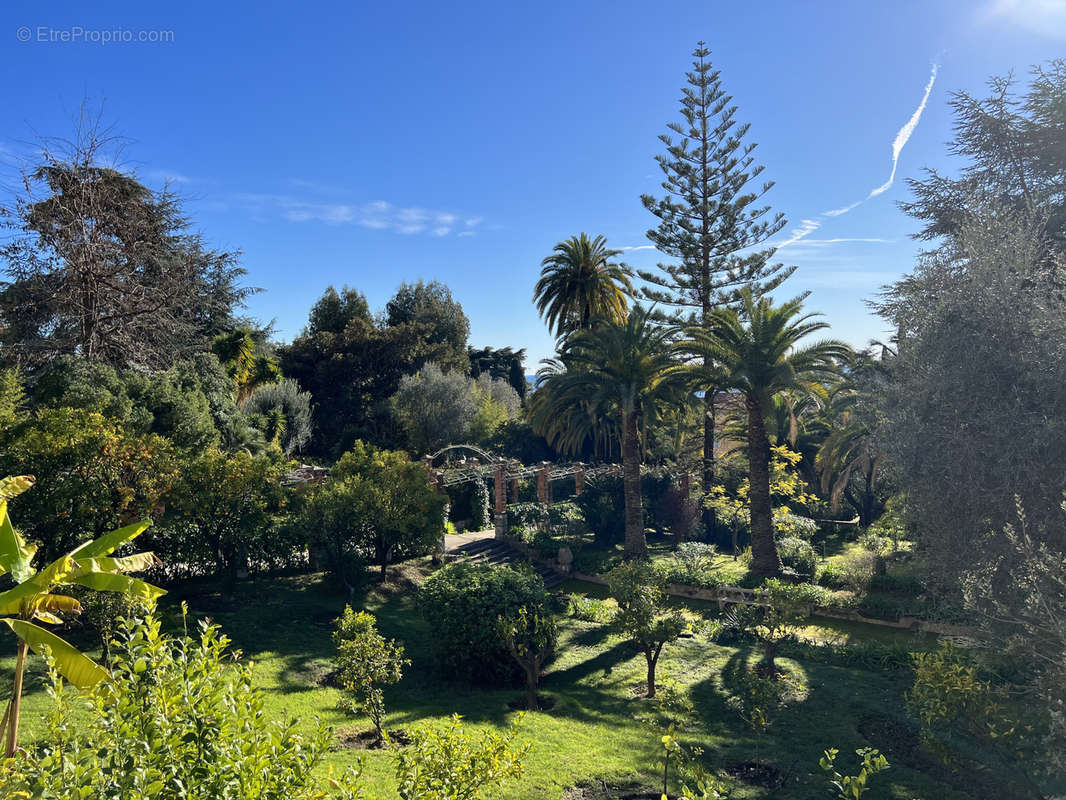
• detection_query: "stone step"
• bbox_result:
[449,538,565,590]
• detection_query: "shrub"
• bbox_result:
[725,579,816,673]
[507,502,549,532]
[574,474,626,546]
[547,500,584,537]
[839,550,878,591]
[856,595,905,622]
[0,407,177,560]
[0,614,364,800]
[567,594,617,623]
[817,561,847,589]
[657,542,723,588]
[868,573,925,596]
[243,378,313,455]
[393,714,528,800]
[334,607,409,742]
[777,536,817,580]
[857,529,893,556]
[418,562,555,685]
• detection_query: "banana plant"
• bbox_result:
[0,475,165,756]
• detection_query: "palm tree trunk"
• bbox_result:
[702,390,716,491]
[621,411,647,559]
[746,395,781,577]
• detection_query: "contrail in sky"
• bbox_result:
[868,62,938,198]
[772,61,939,251]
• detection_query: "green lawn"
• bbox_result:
[0,564,1000,799]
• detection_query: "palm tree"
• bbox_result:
[683,291,848,577]
[529,305,683,558]
[817,350,890,527]
[534,234,633,338]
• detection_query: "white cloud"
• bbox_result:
[619,244,657,252]
[868,62,938,198]
[981,0,1066,40]
[234,192,474,236]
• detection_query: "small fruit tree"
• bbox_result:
[334,607,409,743]
[606,561,687,698]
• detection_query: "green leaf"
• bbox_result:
[68,520,152,560]
[0,476,34,502]
[69,552,158,577]
[71,571,166,603]
[0,500,37,583]
[1,618,108,688]
[0,581,45,615]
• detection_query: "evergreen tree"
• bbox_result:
[639,42,795,491]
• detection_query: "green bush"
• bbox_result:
[656,542,723,589]
[0,614,363,800]
[868,573,925,596]
[567,594,616,623]
[856,594,906,621]
[393,714,528,800]
[817,561,847,589]
[574,474,627,546]
[507,502,549,532]
[418,562,555,685]
[777,536,817,580]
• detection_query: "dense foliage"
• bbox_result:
[300,442,446,588]
[417,562,555,686]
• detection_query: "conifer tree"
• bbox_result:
[640,42,795,490]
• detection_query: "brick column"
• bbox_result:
[494,463,508,539]
[509,477,519,503]
[537,463,551,505]
[574,466,585,496]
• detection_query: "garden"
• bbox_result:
[0,40,1064,800]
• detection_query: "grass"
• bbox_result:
[0,563,990,799]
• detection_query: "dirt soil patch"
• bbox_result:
[336,728,411,750]
[725,760,784,789]
[562,780,677,799]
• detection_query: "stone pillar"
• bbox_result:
[494,463,508,539]
[574,466,585,496]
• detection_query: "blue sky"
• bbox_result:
[1,0,1063,366]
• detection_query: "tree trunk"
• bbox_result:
[524,662,540,711]
[702,390,716,491]
[645,650,658,698]
[747,395,781,577]
[621,411,647,559]
[5,639,28,757]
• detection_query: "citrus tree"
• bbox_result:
[0,475,164,756]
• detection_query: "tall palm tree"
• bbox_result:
[683,290,848,577]
[529,305,683,558]
[534,234,633,338]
